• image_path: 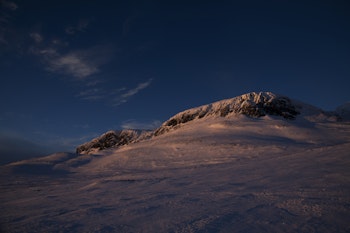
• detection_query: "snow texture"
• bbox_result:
[1,92,350,233]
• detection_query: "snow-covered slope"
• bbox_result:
[1,92,350,233]
[77,92,336,154]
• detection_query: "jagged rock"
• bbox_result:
[154,92,300,136]
[76,130,151,154]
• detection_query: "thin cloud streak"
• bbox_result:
[76,88,105,100]
[121,119,161,130]
[29,32,43,43]
[121,79,152,98]
[65,19,90,35]
[2,0,18,11]
[74,80,153,106]
[113,78,153,106]
[0,1,18,45]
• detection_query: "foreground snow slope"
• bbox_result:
[1,115,350,232]
[1,92,350,232]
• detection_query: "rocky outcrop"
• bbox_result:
[154,92,300,136]
[76,130,152,154]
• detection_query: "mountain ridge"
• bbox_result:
[76,91,340,154]
[3,92,350,233]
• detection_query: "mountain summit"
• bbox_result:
[154,92,301,135]
[76,92,334,154]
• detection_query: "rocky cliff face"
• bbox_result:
[154,92,301,136]
[76,130,152,154]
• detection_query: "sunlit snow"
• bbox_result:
[1,92,350,232]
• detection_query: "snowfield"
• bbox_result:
[1,92,350,232]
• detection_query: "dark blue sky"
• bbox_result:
[1,0,350,161]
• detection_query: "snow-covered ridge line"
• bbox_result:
[154,92,300,135]
[76,91,340,154]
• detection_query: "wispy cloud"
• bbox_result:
[121,79,153,98]
[76,88,105,100]
[113,79,153,106]
[121,119,161,130]
[85,79,104,87]
[4,10,149,106]
[31,44,113,80]
[122,13,137,37]
[48,52,99,79]
[0,1,18,45]
[65,19,90,35]
[2,0,18,11]
[74,79,153,107]
[29,32,43,43]
[29,39,121,103]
